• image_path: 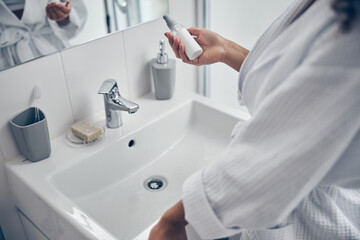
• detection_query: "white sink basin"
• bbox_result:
[6,91,250,240]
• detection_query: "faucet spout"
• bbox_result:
[98,79,139,128]
[108,94,139,114]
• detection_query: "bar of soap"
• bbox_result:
[71,121,103,142]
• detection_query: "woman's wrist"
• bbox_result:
[221,38,250,72]
[151,200,187,238]
[57,16,70,26]
[161,200,187,226]
[149,201,187,239]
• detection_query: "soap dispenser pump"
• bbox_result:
[151,40,176,100]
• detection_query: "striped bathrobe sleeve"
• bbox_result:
[181,36,360,239]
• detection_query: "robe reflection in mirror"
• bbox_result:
[0,0,87,71]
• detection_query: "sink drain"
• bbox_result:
[144,176,167,192]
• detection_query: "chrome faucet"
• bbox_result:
[98,79,139,128]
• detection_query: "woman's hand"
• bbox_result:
[165,28,225,66]
[46,1,71,26]
[149,200,188,240]
[165,28,249,72]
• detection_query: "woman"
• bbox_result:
[0,0,87,71]
[150,0,360,239]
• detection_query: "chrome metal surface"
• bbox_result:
[157,40,168,64]
[143,176,168,192]
[98,79,139,128]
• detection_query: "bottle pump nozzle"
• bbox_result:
[163,15,177,30]
[157,40,168,64]
[162,15,203,60]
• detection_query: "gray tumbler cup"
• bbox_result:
[10,107,51,162]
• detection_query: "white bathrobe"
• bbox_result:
[183,0,360,239]
[0,0,87,71]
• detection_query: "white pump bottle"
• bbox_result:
[163,15,203,61]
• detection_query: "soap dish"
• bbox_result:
[66,125,105,145]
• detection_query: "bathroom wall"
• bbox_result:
[208,0,293,109]
[0,0,197,239]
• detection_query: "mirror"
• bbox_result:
[0,0,169,72]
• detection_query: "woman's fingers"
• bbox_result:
[179,43,189,62]
[164,32,180,58]
[165,31,201,65]
[45,6,52,18]
[56,2,71,15]
[164,32,173,45]
[46,7,59,20]
[187,27,201,37]
[46,2,71,21]
[56,11,67,20]
[179,43,199,65]
[173,38,182,58]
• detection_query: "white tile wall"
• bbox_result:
[122,18,168,99]
[175,60,198,93]
[0,3,199,238]
[61,31,128,122]
[0,53,73,161]
[0,12,198,165]
[208,0,293,109]
[167,0,199,93]
[123,17,198,99]
[169,0,197,29]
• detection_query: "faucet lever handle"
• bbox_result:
[98,79,118,95]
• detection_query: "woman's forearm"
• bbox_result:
[165,28,248,72]
[161,200,187,226]
[149,200,187,239]
[222,38,250,72]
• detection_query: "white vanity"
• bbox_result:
[6,90,250,240]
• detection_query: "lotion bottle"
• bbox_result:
[163,15,203,60]
[151,40,176,100]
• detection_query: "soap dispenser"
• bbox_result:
[151,40,176,100]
